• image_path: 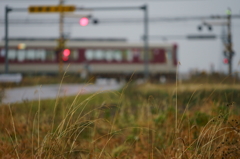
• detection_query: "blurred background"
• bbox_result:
[0,0,240,83]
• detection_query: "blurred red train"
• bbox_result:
[0,38,178,80]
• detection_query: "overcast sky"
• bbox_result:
[0,0,240,74]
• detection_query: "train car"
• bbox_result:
[0,38,178,81]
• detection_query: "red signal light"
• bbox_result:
[63,49,70,56]
[79,17,89,26]
[223,58,228,64]
[62,56,69,61]
[62,49,70,61]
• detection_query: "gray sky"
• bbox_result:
[0,0,240,73]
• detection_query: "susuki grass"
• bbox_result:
[0,75,240,158]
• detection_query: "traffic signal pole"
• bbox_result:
[142,5,149,80]
[4,6,25,74]
[4,6,10,74]
[227,11,233,76]
[197,9,233,76]
[58,0,64,74]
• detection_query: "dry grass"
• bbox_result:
[0,75,240,159]
[138,83,240,92]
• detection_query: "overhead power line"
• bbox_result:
[0,14,240,25]
[149,34,218,40]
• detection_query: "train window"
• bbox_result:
[17,50,25,62]
[126,50,133,61]
[135,49,153,61]
[8,49,16,60]
[71,50,79,60]
[35,50,46,61]
[85,49,94,60]
[105,50,113,61]
[46,50,56,61]
[95,50,104,60]
[140,50,153,61]
[166,50,172,61]
[26,50,35,60]
[0,49,5,57]
[121,50,127,60]
[113,50,122,61]
[132,49,140,58]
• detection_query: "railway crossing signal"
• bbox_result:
[79,17,89,26]
[223,58,229,64]
[63,49,70,56]
[28,5,76,13]
[55,38,67,72]
[62,49,71,61]
[93,19,99,24]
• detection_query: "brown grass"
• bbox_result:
[0,76,240,158]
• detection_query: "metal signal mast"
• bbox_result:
[226,9,233,76]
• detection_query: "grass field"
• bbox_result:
[0,74,240,158]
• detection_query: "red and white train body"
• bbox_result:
[0,39,178,80]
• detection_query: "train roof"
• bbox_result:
[0,37,177,49]
[2,37,127,42]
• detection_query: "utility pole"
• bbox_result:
[4,6,11,74]
[197,9,234,76]
[58,0,65,74]
[142,4,149,81]
[226,9,233,76]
